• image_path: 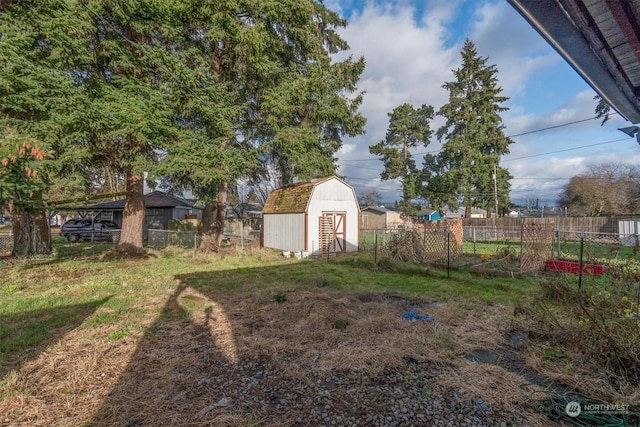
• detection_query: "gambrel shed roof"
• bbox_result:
[262,177,339,214]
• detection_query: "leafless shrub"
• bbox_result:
[524,280,640,389]
[380,230,425,263]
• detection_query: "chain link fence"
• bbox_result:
[0,232,12,254]
[553,230,637,263]
[145,229,199,249]
[145,229,258,250]
[2,227,256,253]
[359,219,463,265]
[463,226,522,256]
[360,220,640,277]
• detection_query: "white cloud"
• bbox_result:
[328,0,640,205]
[330,1,460,201]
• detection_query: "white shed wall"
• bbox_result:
[263,213,306,252]
[307,179,360,255]
[619,219,640,246]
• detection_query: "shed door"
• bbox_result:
[320,212,346,255]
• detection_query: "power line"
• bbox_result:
[510,177,571,180]
[501,137,628,162]
[340,114,617,162]
[339,136,631,173]
[506,115,613,137]
[337,162,385,171]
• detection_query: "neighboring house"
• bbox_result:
[443,207,487,218]
[226,203,263,219]
[225,203,263,239]
[262,176,360,256]
[360,206,404,229]
[414,208,445,222]
[87,191,201,230]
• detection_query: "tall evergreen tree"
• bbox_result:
[0,1,87,255]
[1,1,365,254]
[369,103,433,214]
[1,1,185,255]
[156,0,366,251]
[429,39,513,218]
[76,1,183,254]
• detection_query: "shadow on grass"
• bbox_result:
[90,261,379,425]
[88,281,237,426]
[0,296,113,378]
[86,258,539,425]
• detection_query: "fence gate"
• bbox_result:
[319,212,346,257]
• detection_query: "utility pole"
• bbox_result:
[493,165,499,224]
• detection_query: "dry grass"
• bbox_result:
[4,247,634,426]
[0,277,550,426]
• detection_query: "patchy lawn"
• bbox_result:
[0,244,638,426]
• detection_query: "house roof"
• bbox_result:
[361,206,396,214]
[262,176,350,214]
[507,0,640,123]
[226,202,263,218]
[415,208,443,217]
[90,191,196,210]
[443,207,487,217]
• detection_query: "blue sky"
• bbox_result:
[325,0,640,207]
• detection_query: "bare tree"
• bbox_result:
[360,188,381,207]
[558,162,640,216]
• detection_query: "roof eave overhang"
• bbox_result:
[507,0,640,124]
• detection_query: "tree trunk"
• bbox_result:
[464,205,471,218]
[201,182,228,252]
[9,201,52,257]
[118,171,146,255]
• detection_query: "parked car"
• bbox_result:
[60,219,121,243]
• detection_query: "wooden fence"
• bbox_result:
[462,216,639,234]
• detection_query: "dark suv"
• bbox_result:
[60,219,121,243]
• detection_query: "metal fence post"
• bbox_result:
[374,230,378,265]
[578,229,585,289]
[447,230,451,278]
[520,222,524,262]
[473,227,476,254]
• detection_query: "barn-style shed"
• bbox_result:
[262,176,360,256]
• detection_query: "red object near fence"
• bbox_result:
[545,259,609,275]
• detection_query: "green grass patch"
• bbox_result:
[106,328,129,341]
[0,297,113,362]
[554,240,639,261]
[0,284,20,295]
[83,312,121,328]
[462,241,522,256]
